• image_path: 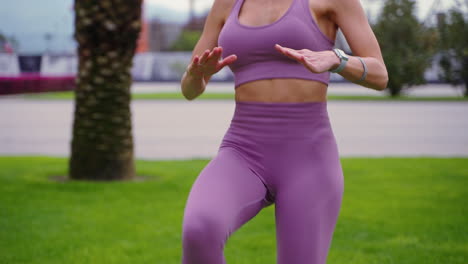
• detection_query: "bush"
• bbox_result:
[436,9,468,97]
[169,30,202,51]
[372,0,436,96]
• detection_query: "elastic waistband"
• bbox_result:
[227,100,330,139]
[234,100,328,118]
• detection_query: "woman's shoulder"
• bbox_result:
[208,0,238,24]
[327,0,364,13]
[210,0,238,14]
[321,0,366,23]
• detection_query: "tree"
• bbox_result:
[0,32,19,53]
[169,30,202,51]
[436,9,468,97]
[372,0,436,96]
[69,0,142,180]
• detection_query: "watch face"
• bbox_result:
[342,52,349,60]
[333,49,340,58]
[330,48,348,73]
[337,49,348,60]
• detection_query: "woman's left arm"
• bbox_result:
[275,0,388,91]
[330,0,388,90]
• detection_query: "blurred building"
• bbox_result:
[1,41,15,54]
[136,0,184,52]
[142,11,208,52]
[136,3,149,53]
[147,19,184,51]
[183,13,207,31]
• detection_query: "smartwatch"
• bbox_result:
[330,48,349,73]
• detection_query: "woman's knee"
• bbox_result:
[182,211,228,247]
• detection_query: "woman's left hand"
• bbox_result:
[274,44,339,73]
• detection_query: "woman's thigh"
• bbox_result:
[273,142,344,264]
[182,147,269,239]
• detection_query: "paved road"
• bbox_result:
[0,98,467,159]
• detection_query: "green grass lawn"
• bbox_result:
[0,156,466,264]
[17,91,468,101]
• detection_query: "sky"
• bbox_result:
[0,0,461,53]
[145,0,458,21]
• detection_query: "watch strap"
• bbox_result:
[330,49,348,73]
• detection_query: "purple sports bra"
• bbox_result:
[218,0,335,89]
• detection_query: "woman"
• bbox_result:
[179,0,388,263]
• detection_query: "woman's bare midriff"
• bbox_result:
[234,78,328,103]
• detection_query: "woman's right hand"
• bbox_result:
[186,46,237,79]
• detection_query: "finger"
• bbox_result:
[284,47,299,56]
[275,44,295,54]
[187,56,198,72]
[218,54,237,68]
[213,47,223,59]
[190,55,200,70]
[205,47,221,63]
[274,44,286,54]
[204,47,217,61]
[275,45,315,70]
[275,44,297,58]
[287,49,304,60]
[282,49,302,61]
[212,47,222,59]
[199,49,211,64]
[188,55,205,74]
[210,46,225,61]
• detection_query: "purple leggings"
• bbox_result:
[181,100,344,264]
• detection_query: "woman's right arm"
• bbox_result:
[181,0,237,100]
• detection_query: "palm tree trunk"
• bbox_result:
[69,0,143,180]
